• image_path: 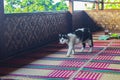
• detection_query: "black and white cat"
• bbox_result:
[59,28,93,57]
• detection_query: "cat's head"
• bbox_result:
[59,34,69,44]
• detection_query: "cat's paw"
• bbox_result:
[66,54,70,57]
[72,51,75,54]
[88,48,93,52]
[80,48,84,52]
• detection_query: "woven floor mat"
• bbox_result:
[0,33,120,80]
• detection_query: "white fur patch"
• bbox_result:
[59,37,68,44]
[75,28,84,32]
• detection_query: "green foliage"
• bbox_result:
[104,0,120,9]
[4,0,120,13]
[104,0,120,2]
[105,4,120,9]
[4,0,68,13]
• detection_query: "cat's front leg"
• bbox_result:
[80,47,84,52]
[88,47,93,52]
[72,47,75,54]
[66,43,73,57]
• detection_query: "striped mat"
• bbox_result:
[0,35,120,80]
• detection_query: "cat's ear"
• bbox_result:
[59,34,61,37]
[65,34,69,38]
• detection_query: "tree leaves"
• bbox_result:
[4,0,68,13]
[104,0,120,9]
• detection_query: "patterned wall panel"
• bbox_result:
[72,11,104,32]
[85,10,120,33]
[0,12,72,60]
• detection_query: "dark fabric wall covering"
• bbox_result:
[72,11,104,32]
[0,0,4,59]
[0,10,104,61]
[0,12,72,60]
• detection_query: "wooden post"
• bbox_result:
[0,0,4,28]
[0,0,4,30]
[101,0,104,10]
[0,0,4,55]
[0,0,4,16]
[96,0,99,10]
[0,0,4,22]
[69,0,74,13]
